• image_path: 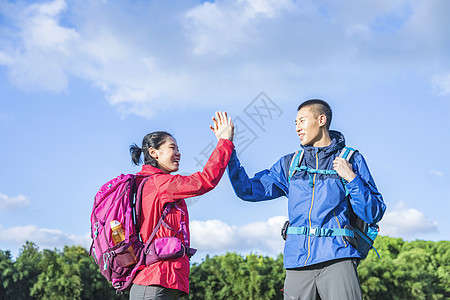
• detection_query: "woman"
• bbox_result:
[129,111,234,299]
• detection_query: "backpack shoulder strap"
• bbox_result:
[134,175,152,234]
[288,149,304,182]
[338,146,358,196]
[145,203,175,247]
[339,146,357,162]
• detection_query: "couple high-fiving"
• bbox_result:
[129,100,385,300]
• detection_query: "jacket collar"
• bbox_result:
[137,164,166,176]
[301,130,346,155]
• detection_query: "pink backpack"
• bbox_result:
[89,174,196,293]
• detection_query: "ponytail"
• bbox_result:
[129,143,143,166]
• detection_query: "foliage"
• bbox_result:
[358,236,450,300]
[189,253,285,300]
[0,249,17,300]
[0,243,127,300]
[0,237,449,299]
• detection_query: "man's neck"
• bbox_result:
[311,130,332,148]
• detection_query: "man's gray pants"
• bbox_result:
[129,284,181,300]
[283,258,362,300]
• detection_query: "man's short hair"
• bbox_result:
[297,99,332,130]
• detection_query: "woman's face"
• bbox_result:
[150,136,181,174]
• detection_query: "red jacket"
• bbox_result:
[133,139,234,294]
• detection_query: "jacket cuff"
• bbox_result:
[345,174,363,193]
[218,138,235,149]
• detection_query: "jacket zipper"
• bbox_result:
[305,152,318,266]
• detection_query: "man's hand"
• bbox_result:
[333,157,356,182]
[210,111,234,142]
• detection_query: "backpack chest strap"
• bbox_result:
[295,166,338,175]
[287,226,354,238]
[288,147,355,193]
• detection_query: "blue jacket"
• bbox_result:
[227,131,386,268]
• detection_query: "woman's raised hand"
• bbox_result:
[210,111,234,142]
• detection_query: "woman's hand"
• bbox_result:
[210,111,234,142]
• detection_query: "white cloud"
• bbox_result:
[379,202,438,239]
[0,216,285,259]
[0,51,13,65]
[185,0,295,55]
[429,169,445,177]
[3,0,80,92]
[431,73,450,96]
[1,0,449,117]
[190,215,286,256]
[0,224,91,250]
[0,193,30,211]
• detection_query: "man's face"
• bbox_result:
[295,107,321,146]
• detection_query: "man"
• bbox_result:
[226,99,386,300]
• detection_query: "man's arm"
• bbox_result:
[227,149,289,202]
[344,154,386,224]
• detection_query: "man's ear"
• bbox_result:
[318,114,327,128]
[149,148,158,160]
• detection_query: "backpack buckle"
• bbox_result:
[309,227,317,236]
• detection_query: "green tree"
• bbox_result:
[395,240,449,299]
[30,245,128,300]
[1,237,449,299]
[13,241,43,300]
[30,247,80,300]
[189,252,285,300]
[434,240,450,298]
[359,237,450,300]
[358,236,402,299]
[78,246,128,299]
[0,249,17,300]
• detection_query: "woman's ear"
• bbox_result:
[149,148,158,160]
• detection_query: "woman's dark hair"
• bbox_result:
[130,131,174,167]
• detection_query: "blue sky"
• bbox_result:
[0,0,449,260]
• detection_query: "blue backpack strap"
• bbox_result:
[355,227,381,258]
[338,146,357,196]
[287,226,354,238]
[288,149,304,182]
[339,147,380,258]
[339,146,356,161]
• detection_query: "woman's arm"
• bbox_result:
[157,111,235,200]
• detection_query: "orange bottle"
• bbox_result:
[110,220,137,267]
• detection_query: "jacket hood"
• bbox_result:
[302,130,346,154]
